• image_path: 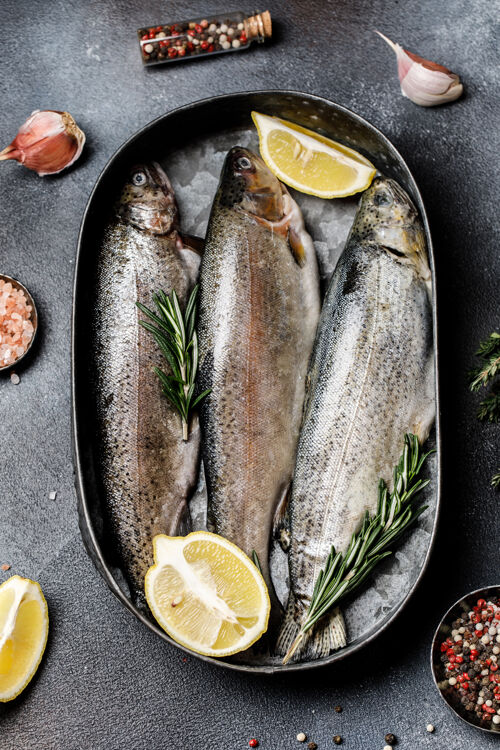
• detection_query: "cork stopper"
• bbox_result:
[244,10,272,42]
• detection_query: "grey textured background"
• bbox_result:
[0,1,499,748]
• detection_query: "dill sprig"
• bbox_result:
[469,331,500,486]
[137,285,210,441]
[282,433,433,665]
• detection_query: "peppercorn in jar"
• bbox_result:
[137,11,272,66]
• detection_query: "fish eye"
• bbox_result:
[374,191,393,207]
[132,171,147,186]
[236,156,252,170]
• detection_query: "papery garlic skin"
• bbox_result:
[377,32,463,107]
[0,110,85,175]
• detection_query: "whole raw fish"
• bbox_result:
[196,147,320,607]
[92,162,201,606]
[277,177,435,660]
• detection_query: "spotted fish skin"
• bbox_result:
[92,163,201,606]
[277,177,435,661]
[196,148,320,605]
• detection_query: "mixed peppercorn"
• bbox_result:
[439,595,500,728]
[138,14,252,66]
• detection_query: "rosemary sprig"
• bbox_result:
[282,433,433,664]
[137,284,210,441]
[469,331,500,486]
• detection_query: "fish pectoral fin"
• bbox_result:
[179,232,204,256]
[288,225,306,267]
[167,500,192,537]
[272,484,291,550]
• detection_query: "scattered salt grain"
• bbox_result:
[1,563,11,571]
[49,490,57,500]
[426,724,435,733]
[0,279,34,367]
[296,733,307,743]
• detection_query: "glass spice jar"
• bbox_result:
[137,10,272,67]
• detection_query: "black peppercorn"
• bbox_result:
[333,737,342,746]
[334,705,342,713]
[385,733,396,744]
[307,743,317,750]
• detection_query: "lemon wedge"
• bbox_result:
[252,111,376,198]
[145,532,270,658]
[0,575,49,702]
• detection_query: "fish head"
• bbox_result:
[353,177,431,282]
[218,147,284,222]
[115,162,179,235]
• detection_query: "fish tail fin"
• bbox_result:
[276,594,347,664]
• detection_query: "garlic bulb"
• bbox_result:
[0,110,85,176]
[377,32,463,107]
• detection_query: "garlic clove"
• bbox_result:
[0,110,85,175]
[376,31,463,107]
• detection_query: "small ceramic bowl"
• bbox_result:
[431,585,500,734]
[0,273,38,372]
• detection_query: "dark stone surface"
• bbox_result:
[0,1,498,748]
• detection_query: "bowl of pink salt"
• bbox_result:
[0,274,37,371]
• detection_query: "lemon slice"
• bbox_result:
[0,575,49,702]
[252,111,376,198]
[145,532,270,658]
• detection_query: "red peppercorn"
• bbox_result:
[195,24,203,34]
[495,612,500,620]
[168,47,177,57]
[186,41,194,50]
[240,33,247,43]
[249,741,259,748]
[178,47,186,56]
[473,613,481,623]
[171,30,180,37]
[141,33,149,40]
[477,599,487,608]
[455,655,464,663]
[155,26,163,32]
[201,41,209,50]
[462,682,469,689]
[148,30,156,39]
[208,44,215,52]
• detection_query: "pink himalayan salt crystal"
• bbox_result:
[0,279,34,367]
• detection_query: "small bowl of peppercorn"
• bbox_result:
[432,585,500,734]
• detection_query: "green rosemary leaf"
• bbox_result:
[191,389,212,410]
[478,392,500,422]
[137,285,210,440]
[282,433,432,664]
[469,331,500,487]
[251,550,263,574]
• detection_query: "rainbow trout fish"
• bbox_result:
[93,162,201,606]
[277,177,435,661]
[196,147,320,612]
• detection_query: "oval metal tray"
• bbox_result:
[72,90,441,673]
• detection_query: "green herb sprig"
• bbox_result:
[283,433,433,664]
[469,331,500,487]
[137,285,210,441]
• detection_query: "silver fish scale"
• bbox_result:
[197,202,320,595]
[93,221,200,604]
[288,240,434,610]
